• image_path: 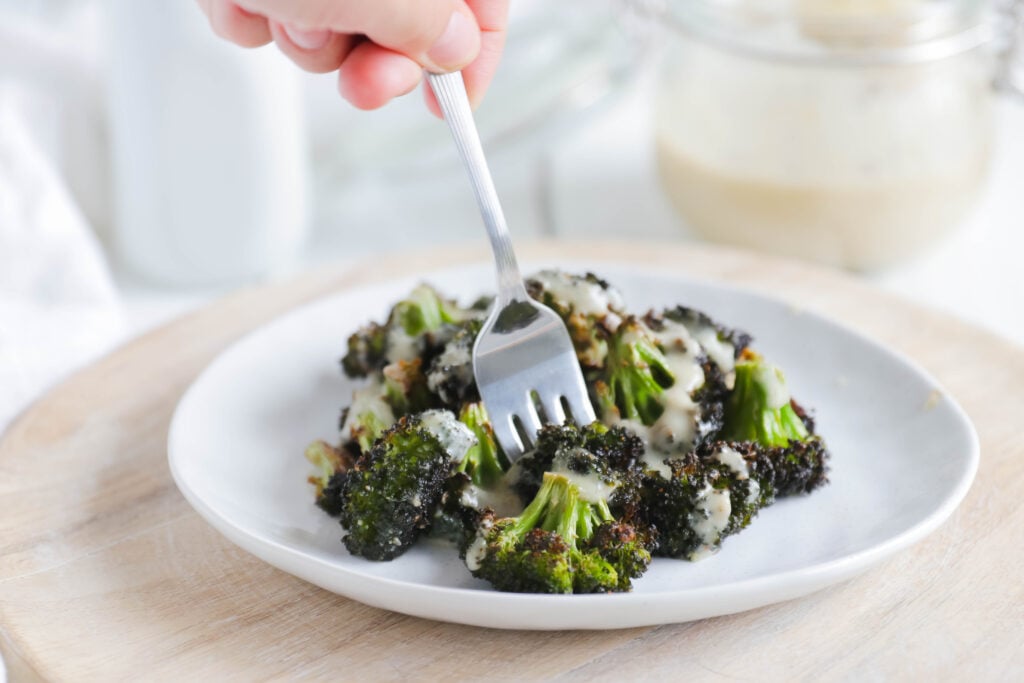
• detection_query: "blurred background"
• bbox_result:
[1,0,1023,435]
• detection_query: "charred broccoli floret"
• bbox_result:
[526,270,625,368]
[341,284,476,378]
[512,421,643,511]
[466,472,650,593]
[595,318,673,426]
[426,319,482,408]
[338,411,475,561]
[338,378,394,454]
[594,316,724,454]
[722,350,829,495]
[304,440,355,516]
[641,442,772,559]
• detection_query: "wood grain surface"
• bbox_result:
[1,241,1021,682]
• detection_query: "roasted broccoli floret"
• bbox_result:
[338,410,475,561]
[304,440,355,516]
[466,472,651,593]
[640,442,773,559]
[338,378,395,454]
[526,270,625,369]
[512,421,643,511]
[594,316,725,454]
[722,350,829,495]
[426,319,482,408]
[382,358,435,416]
[341,284,475,378]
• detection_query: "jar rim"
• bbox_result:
[647,0,993,65]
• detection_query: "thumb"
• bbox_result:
[234,0,481,72]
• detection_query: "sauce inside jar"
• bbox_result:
[654,0,994,270]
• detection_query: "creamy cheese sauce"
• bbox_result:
[556,469,617,504]
[464,526,490,572]
[753,363,791,409]
[426,340,472,395]
[713,445,749,479]
[532,270,624,317]
[339,378,395,441]
[691,324,735,372]
[687,484,732,560]
[418,409,476,463]
[385,325,419,364]
[460,482,524,518]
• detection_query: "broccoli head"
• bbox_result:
[341,284,476,379]
[594,316,725,454]
[466,472,650,593]
[722,350,829,495]
[640,442,772,560]
[338,378,395,454]
[304,440,355,516]
[426,319,482,408]
[338,410,475,561]
[512,421,644,513]
[594,317,674,426]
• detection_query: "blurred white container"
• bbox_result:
[106,1,307,286]
[648,0,1005,271]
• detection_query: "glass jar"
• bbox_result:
[652,0,1002,270]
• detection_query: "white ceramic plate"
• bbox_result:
[168,261,979,630]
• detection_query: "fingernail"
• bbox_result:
[426,11,479,71]
[283,24,331,51]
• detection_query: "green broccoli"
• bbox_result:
[338,410,475,561]
[304,440,355,516]
[466,472,651,593]
[456,402,507,489]
[594,317,674,426]
[722,350,829,495]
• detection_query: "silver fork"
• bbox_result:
[426,71,596,460]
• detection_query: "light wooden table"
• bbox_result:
[1,242,1021,681]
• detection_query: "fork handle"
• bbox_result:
[427,71,529,305]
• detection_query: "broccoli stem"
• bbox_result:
[457,402,507,488]
[724,354,809,447]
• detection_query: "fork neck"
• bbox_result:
[425,71,529,307]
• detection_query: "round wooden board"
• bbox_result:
[1,241,1022,681]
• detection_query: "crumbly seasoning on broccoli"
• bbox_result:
[338,411,475,561]
[308,272,832,593]
[464,472,652,593]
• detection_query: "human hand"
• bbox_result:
[196,0,508,113]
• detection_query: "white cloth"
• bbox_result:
[0,90,124,434]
